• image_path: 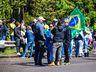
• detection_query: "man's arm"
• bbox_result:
[39,25,46,40]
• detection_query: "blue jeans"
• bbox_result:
[11,35,15,41]
[46,42,53,64]
[61,44,64,57]
[69,40,74,57]
[84,38,89,53]
[0,37,3,40]
[22,42,34,57]
[3,36,6,40]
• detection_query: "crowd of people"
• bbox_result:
[0,16,96,66]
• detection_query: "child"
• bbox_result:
[22,26,35,58]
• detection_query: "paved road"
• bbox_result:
[0,54,96,72]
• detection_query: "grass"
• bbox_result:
[0,47,17,56]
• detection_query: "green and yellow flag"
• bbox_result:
[68,7,86,38]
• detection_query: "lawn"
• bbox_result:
[0,47,17,56]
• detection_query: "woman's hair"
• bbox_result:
[15,21,21,27]
[27,26,32,30]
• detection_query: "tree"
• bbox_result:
[27,0,75,23]
[0,0,96,27]
[0,0,12,19]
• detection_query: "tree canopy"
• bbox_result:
[0,0,96,27]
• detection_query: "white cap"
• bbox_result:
[53,18,58,21]
[38,16,45,20]
[64,18,69,22]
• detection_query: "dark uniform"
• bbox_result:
[64,26,71,63]
[34,21,46,66]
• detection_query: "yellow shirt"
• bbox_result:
[9,23,16,35]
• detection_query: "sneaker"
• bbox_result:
[17,52,21,56]
[64,62,70,65]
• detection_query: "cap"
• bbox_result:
[64,18,69,23]
[38,16,45,20]
[53,18,58,21]
[11,18,16,22]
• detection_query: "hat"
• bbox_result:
[38,16,45,20]
[64,18,69,23]
[53,18,58,21]
[11,18,16,22]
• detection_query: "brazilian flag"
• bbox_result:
[69,7,86,38]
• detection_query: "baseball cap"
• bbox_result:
[38,16,45,20]
[64,18,69,23]
[53,18,58,22]
[11,18,16,22]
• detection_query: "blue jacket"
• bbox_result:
[34,21,45,41]
[44,29,53,43]
[26,31,34,43]
[0,25,8,37]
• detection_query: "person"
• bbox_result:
[14,21,22,56]
[93,32,96,54]
[20,20,26,52]
[2,19,8,40]
[22,26,35,58]
[0,20,8,40]
[83,29,91,57]
[9,18,16,41]
[48,20,64,66]
[74,31,84,57]
[34,16,46,66]
[52,18,58,26]
[30,19,37,32]
[63,18,71,65]
[44,24,53,64]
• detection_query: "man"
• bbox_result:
[63,18,71,65]
[0,20,8,40]
[14,22,22,56]
[30,19,37,32]
[9,18,16,41]
[34,16,46,66]
[48,20,64,66]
